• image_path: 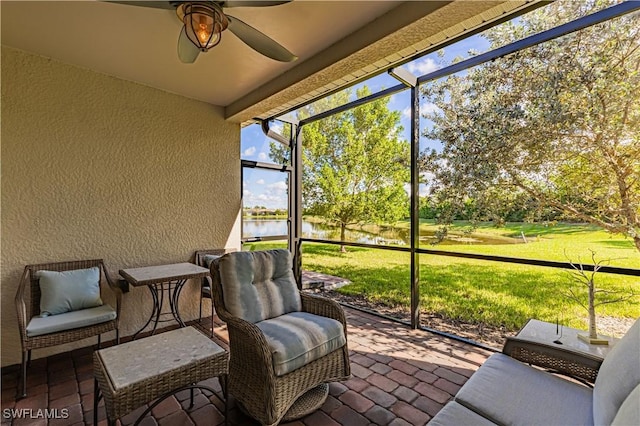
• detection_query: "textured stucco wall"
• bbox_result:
[1,47,241,367]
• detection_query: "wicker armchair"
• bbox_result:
[210,249,351,426]
[15,259,121,398]
[194,248,234,336]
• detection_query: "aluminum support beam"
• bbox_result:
[416,1,640,85]
[298,84,407,127]
[410,85,420,329]
[290,124,304,287]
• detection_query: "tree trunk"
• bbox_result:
[635,236,640,253]
[588,283,598,339]
[340,223,347,253]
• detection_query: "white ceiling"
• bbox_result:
[1,1,535,124]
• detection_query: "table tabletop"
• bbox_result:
[97,327,226,390]
[517,318,617,360]
[119,262,210,286]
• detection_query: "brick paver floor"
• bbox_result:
[1,307,492,425]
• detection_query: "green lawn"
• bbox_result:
[394,220,639,268]
[244,222,640,333]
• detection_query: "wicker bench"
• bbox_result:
[93,327,228,425]
[430,318,640,426]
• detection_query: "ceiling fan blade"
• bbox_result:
[178,27,200,63]
[222,1,291,8]
[227,15,297,62]
[105,1,175,10]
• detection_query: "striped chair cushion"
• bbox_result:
[256,312,346,376]
[217,249,301,323]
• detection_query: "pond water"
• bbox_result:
[242,219,517,246]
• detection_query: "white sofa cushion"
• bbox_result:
[429,401,498,426]
[456,353,593,426]
[611,383,640,426]
[593,318,640,426]
[26,304,116,337]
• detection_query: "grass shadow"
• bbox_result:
[501,223,599,237]
[302,243,369,258]
[595,240,635,249]
[407,220,601,237]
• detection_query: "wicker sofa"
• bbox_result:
[430,317,640,426]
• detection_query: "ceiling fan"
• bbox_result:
[110,1,297,63]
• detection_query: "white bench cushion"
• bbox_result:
[612,383,640,426]
[430,401,498,426]
[456,353,593,426]
[26,304,116,337]
[593,318,640,426]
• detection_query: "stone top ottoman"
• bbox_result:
[93,326,228,425]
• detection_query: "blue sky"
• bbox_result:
[241,33,492,209]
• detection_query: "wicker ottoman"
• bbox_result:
[93,327,228,425]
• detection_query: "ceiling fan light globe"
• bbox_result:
[185,22,221,50]
[179,3,227,50]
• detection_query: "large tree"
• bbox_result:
[271,86,410,251]
[421,0,640,251]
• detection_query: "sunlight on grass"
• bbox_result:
[300,242,639,332]
[244,224,640,332]
[397,221,640,268]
